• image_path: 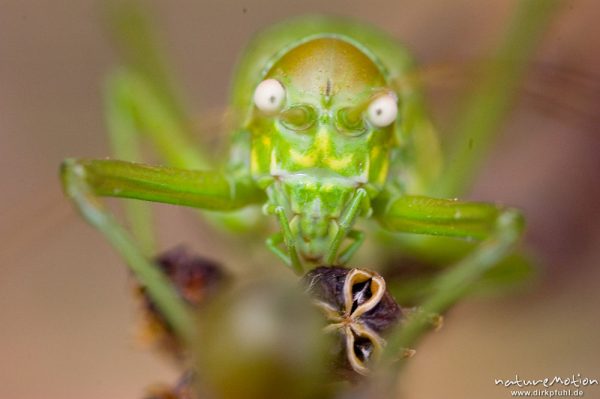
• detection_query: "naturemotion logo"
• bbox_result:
[494,374,598,397]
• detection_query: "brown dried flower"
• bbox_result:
[303,266,403,375]
[137,246,228,360]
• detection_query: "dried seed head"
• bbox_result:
[137,246,228,361]
[304,266,403,376]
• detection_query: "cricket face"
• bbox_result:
[248,38,399,260]
[249,37,398,194]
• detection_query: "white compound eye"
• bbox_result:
[366,93,398,128]
[253,78,286,113]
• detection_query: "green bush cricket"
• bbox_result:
[59,0,559,383]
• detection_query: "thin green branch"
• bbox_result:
[435,0,561,197]
[60,159,197,343]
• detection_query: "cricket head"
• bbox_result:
[248,37,397,193]
[247,37,399,261]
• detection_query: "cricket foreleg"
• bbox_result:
[264,206,302,275]
[337,230,365,266]
[325,188,368,265]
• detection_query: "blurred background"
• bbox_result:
[1,0,599,398]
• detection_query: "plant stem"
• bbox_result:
[435,0,561,198]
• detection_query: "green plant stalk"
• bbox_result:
[60,160,197,343]
[435,0,561,198]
